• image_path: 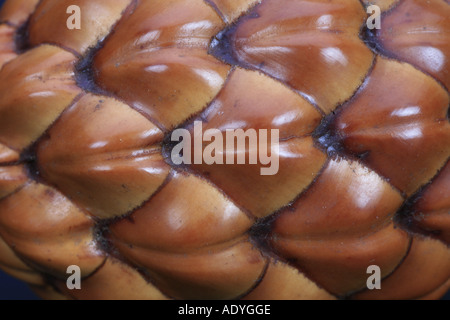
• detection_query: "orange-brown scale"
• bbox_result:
[0,0,448,300]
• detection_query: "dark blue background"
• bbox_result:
[0,0,448,301]
[0,270,39,300]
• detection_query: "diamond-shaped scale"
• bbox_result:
[354,236,450,299]
[93,0,230,130]
[0,181,105,278]
[109,171,266,299]
[408,161,450,244]
[211,0,374,114]
[377,0,450,90]
[0,0,448,300]
[0,45,81,151]
[334,56,450,196]
[36,93,171,219]
[272,158,409,296]
[183,68,326,218]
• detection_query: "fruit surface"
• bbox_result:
[0,0,449,300]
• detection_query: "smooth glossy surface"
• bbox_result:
[37,93,170,219]
[94,0,230,130]
[110,171,254,252]
[0,0,448,300]
[336,57,450,196]
[0,182,105,277]
[227,0,374,113]
[28,0,132,55]
[354,236,450,299]
[378,0,450,89]
[0,45,80,151]
[272,159,408,295]
[273,223,410,296]
[273,158,404,239]
[242,259,336,300]
[197,68,322,138]
[191,137,327,218]
[186,68,325,217]
[110,171,266,299]
[114,238,266,300]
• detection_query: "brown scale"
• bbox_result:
[0,0,448,300]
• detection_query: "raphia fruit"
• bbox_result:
[0,0,449,300]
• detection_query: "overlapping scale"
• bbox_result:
[0,235,45,286]
[272,158,409,295]
[217,0,374,113]
[0,0,448,300]
[110,171,254,253]
[409,161,450,244]
[377,0,450,89]
[117,239,266,300]
[185,68,326,218]
[0,45,81,151]
[0,182,105,278]
[94,0,230,130]
[335,57,450,196]
[28,0,133,55]
[354,236,450,300]
[37,94,170,219]
[110,171,266,299]
[273,159,405,239]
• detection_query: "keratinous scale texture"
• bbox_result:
[0,0,449,300]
